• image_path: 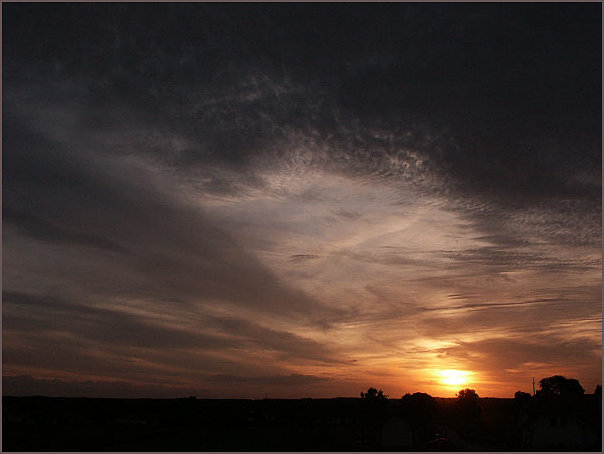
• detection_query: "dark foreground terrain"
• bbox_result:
[3,394,601,451]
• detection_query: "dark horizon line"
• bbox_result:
[4,394,600,401]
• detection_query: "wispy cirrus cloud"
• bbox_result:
[3,3,600,398]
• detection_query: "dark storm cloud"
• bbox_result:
[4,3,599,206]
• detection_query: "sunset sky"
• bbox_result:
[3,3,601,399]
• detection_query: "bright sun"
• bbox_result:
[438,369,473,386]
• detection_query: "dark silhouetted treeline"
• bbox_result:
[3,377,601,451]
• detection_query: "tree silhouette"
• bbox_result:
[401,393,438,424]
[401,392,438,442]
[456,388,479,402]
[402,392,435,406]
[514,390,531,405]
[594,384,601,397]
[536,375,584,398]
[360,387,387,399]
[455,388,481,421]
[401,392,437,419]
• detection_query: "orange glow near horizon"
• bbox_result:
[437,369,474,387]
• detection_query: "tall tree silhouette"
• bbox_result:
[457,388,479,401]
[536,375,584,398]
[455,388,481,421]
[401,392,438,443]
[360,387,387,399]
[514,390,531,405]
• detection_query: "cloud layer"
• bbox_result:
[3,3,601,398]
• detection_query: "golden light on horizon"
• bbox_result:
[438,369,473,387]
